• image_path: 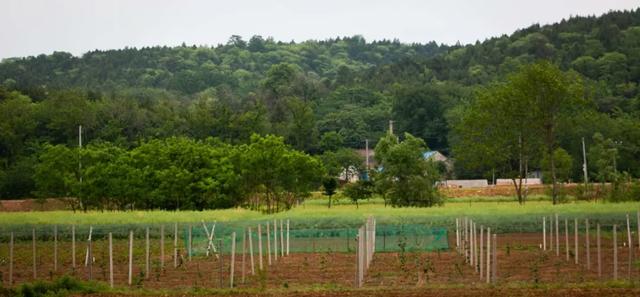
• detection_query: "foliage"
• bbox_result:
[342,180,374,208]
[321,176,338,208]
[2,10,640,199]
[374,133,443,207]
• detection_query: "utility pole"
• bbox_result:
[582,137,588,186]
[78,125,83,210]
[365,138,370,171]
[388,120,394,135]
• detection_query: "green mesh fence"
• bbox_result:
[182,223,448,256]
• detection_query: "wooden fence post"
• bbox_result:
[273,219,278,261]
[258,224,263,270]
[637,210,640,252]
[218,239,224,288]
[249,227,255,275]
[455,218,460,253]
[266,221,272,265]
[597,223,601,279]
[574,218,579,264]
[242,230,246,283]
[160,225,165,269]
[128,230,133,285]
[230,232,236,288]
[280,219,284,257]
[188,225,192,262]
[626,214,633,279]
[549,215,553,251]
[286,219,290,256]
[492,234,497,283]
[72,225,76,269]
[565,218,569,261]
[486,227,490,284]
[586,219,591,270]
[174,223,178,268]
[474,223,479,272]
[470,221,475,267]
[543,216,546,251]
[9,232,13,286]
[109,232,113,288]
[480,226,484,279]
[32,227,37,279]
[613,224,618,280]
[88,234,93,280]
[555,214,560,257]
[145,227,150,278]
[54,225,58,272]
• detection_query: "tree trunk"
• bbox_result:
[550,148,558,204]
[512,178,523,204]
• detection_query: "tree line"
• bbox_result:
[1,9,640,203]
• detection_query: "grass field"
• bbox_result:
[1,197,639,233]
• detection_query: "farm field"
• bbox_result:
[2,198,640,296]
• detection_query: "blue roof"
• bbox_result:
[423,151,437,159]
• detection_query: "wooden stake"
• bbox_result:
[109,232,113,288]
[145,227,150,278]
[286,219,290,256]
[160,225,165,269]
[492,234,497,283]
[549,215,553,251]
[230,232,236,288]
[174,223,178,268]
[480,226,484,279]
[574,218,579,264]
[266,221,272,265]
[258,224,263,270]
[273,219,278,261]
[242,230,246,283]
[597,223,601,279]
[32,227,36,279]
[627,214,633,279]
[280,219,284,257]
[455,218,460,253]
[586,219,590,270]
[486,227,490,284]
[188,225,192,261]
[72,225,76,269]
[128,230,133,285]
[613,224,618,280]
[88,235,93,280]
[9,232,13,286]
[637,211,640,252]
[470,221,474,267]
[54,225,58,272]
[543,216,546,251]
[565,218,569,261]
[555,214,560,257]
[248,227,255,275]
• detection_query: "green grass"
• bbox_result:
[1,196,639,234]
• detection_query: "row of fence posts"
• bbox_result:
[541,212,639,280]
[355,216,376,288]
[3,219,291,288]
[240,219,290,285]
[455,217,497,283]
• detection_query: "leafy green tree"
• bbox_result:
[589,132,619,184]
[542,148,573,183]
[319,131,344,152]
[33,144,78,206]
[374,133,442,207]
[322,176,338,208]
[342,180,373,208]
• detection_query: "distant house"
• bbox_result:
[442,179,489,188]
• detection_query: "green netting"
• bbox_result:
[182,223,448,255]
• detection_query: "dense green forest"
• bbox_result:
[1,8,640,206]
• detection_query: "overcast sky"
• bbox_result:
[1,0,638,59]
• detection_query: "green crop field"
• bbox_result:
[1,197,639,234]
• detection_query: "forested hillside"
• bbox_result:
[1,8,640,202]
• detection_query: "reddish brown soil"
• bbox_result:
[0,198,72,212]
[2,233,638,295]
